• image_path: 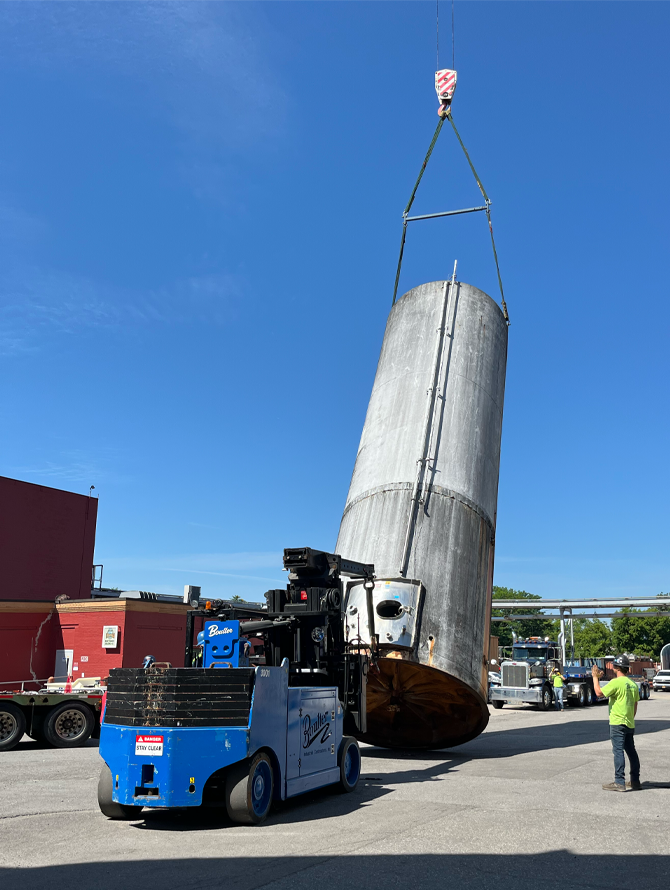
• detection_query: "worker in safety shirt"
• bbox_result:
[592,655,641,792]
[192,631,205,667]
[550,666,567,711]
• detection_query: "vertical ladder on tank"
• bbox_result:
[399,261,459,577]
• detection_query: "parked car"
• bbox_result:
[652,670,670,692]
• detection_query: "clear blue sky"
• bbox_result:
[1,2,668,602]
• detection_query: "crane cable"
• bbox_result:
[446,113,509,323]
[393,0,508,320]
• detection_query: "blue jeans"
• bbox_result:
[554,687,564,710]
[610,724,640,786]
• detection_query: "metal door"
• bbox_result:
[54,649,73,680]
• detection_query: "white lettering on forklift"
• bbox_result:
[135,735,164,756]
[260,669,270,678]
[208,626,234,636]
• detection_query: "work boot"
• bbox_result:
[626,780,642,790]
[602,782,626,792]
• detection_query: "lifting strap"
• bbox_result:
[391,113,510,325]
[392,115,448,307]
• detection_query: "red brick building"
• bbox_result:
[0,599,199,686]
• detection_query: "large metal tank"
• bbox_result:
[336,279,507,748]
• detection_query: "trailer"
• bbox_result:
[0,685,103,751]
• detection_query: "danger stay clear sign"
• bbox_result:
[135,735,164,756]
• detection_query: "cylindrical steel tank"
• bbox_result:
[336,279,508,748]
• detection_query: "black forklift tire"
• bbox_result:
[492,700,504,709]
[225,752,274,825]
[338,736,361,793]
[98,764,144,820]
[540,686,552,711]
[43,702,94,748]
[0,702,26,752]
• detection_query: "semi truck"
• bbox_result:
[489,637,651,710]
[98,547,374,824]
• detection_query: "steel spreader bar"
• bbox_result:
[406,204,487,223]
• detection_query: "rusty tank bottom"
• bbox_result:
[357,657,489,749]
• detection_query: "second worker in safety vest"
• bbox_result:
[550,667,568,711]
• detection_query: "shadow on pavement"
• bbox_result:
[1,852,667,890]
[130,757,460,832]
[15,735,99,751]
[363,714,670,760]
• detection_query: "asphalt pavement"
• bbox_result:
[1,696,669,890]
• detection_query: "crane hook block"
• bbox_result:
[435,68,457,117]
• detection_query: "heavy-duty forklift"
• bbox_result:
[98,547,376,824]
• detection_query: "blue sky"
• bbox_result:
[1,2,668,602]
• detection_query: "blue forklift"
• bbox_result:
[98,548,376,824]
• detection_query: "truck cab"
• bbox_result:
[489,638,562,710]
[490,638,604,710]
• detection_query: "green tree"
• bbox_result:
[611,598,670,658]
[572,618,612,657]
[492,587,554,648]
[230,595,245,603]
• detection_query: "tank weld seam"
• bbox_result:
[341,481,494,531]
[449,372,505,415]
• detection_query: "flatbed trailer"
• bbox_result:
[0,688,103,751]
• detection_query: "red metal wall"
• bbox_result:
[0,476,98,602]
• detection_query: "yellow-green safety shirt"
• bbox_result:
[552,674,564,688]
[601,676,639,728]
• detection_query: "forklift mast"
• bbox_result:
[184,548,375,734]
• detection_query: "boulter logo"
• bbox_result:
[302,711,331,749]
[208,626,234,637]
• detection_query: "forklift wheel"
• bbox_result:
[97,764,144,820]
[338,736,361,793]
[492,700,504,709]
[225,752,274,825]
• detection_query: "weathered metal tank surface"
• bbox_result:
[336,279,508,749]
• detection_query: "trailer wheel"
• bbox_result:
[587,686,597,706]
[0,702,26,751]
[98,764,144,820]
[540,686,552,711]
[492,700,504,709]
[43,702,94,748]
[225,752,274,825]
[338,736,361,793]
[577,685,587,707]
